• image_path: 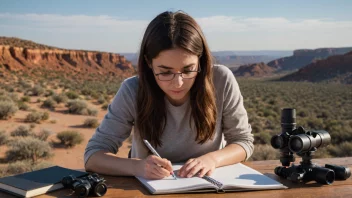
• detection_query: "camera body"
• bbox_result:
[270,108,351,184]
[62,173,107,197]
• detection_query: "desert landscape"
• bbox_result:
[0,37,352,179]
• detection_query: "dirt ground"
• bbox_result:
[0,94,131,170]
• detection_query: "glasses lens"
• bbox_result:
[182,71,198,79]
[158,74,174,81]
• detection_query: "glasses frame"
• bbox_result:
[151,63,202,81]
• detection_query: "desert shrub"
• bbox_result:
[97,96,106,104]
[17,101,30,110]
[328,142,352,157]
[52,94,68,104]
[7,93,19,102]
[0,100,19,120]
[30,85,45,96]
[65,90,79,99]
[66,99,87,114]
[87,108,98,116]
[3,84,15,92]
[32,129,52,141]
[18,79,32,89]
[0,95,13,102]
[25,111,50,123]
[249,144,279,161]
[10,125,32,137]
[29,123,36,129]
[254,132,272,144]
[66,100,97,116]
[101,103,109,110]
[41,98,57,109]
[0,130,8,145]
[4,160,54,176]
[21,96,30,102]
[6,137,53,163]
[56,130,84,147]
[44,89,55,97]
[83,118,99,128]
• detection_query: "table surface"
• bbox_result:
[1,157,351,198]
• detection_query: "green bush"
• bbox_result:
[0,101,18,119]
[65,91,79,99]
[83,118,99,128]
[97,96,106,104]
[17,101,30,110]
[328,142,352,157]
[0,130,8,145]
[3,160,54,176]
[101,103,109,110]
[20,96,31,102]
[6,137,53,163]
[41,98,57,109]
[56,130,84,148]
[25,111,50,123]
[33,129,52,141]
[10,125,32,137]
[249,144,278,161]
[254,132,271,144]
[44,89,55,97]
[0,95,13,102]
[52,94,68,104]
[30,85,45,96]
[66,100,97,116]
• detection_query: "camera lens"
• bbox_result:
[94,183,107,197]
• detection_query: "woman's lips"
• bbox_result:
[170,90,184,94]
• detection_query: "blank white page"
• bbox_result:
[209,163,287,189]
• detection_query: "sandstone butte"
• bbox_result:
[0,45,135,77]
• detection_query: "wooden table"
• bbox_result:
[1,157,351,198]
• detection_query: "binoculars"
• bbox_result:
[271,108,351,184]
[62,173,107,197]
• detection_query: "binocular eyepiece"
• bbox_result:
[271,128,331,153]
[62,173,107,197]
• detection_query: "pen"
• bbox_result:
[143,139,177,180]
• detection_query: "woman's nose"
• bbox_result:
[172,73,184,87]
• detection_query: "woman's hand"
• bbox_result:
[137,155,174,180]
[178,154,217,178]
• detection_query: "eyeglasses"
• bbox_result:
[151,65,201,81]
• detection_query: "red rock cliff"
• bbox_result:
[0,45,134,76]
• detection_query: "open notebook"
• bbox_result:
[136,163,287,194]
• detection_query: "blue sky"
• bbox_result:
[1,0,352,53]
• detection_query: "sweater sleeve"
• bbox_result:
[84,79,135,165]
[220,67,254,160]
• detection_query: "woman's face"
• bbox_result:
[150,47,199,106]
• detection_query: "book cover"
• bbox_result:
[0,166,88,198]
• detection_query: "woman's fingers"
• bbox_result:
[145,155,173,179]
[185,160,203,178]
[179,158,202,177]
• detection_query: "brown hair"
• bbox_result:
[136,11,217,148]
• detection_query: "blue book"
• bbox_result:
[0,166,88,198]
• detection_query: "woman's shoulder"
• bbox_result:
[212,64,236,82]
[120,75,139,95]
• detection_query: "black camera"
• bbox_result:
[61,173,107,197]
[271,108,351,184]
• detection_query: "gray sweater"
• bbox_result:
[84,65,254,165]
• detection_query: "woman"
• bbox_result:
[84,11,254,180]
